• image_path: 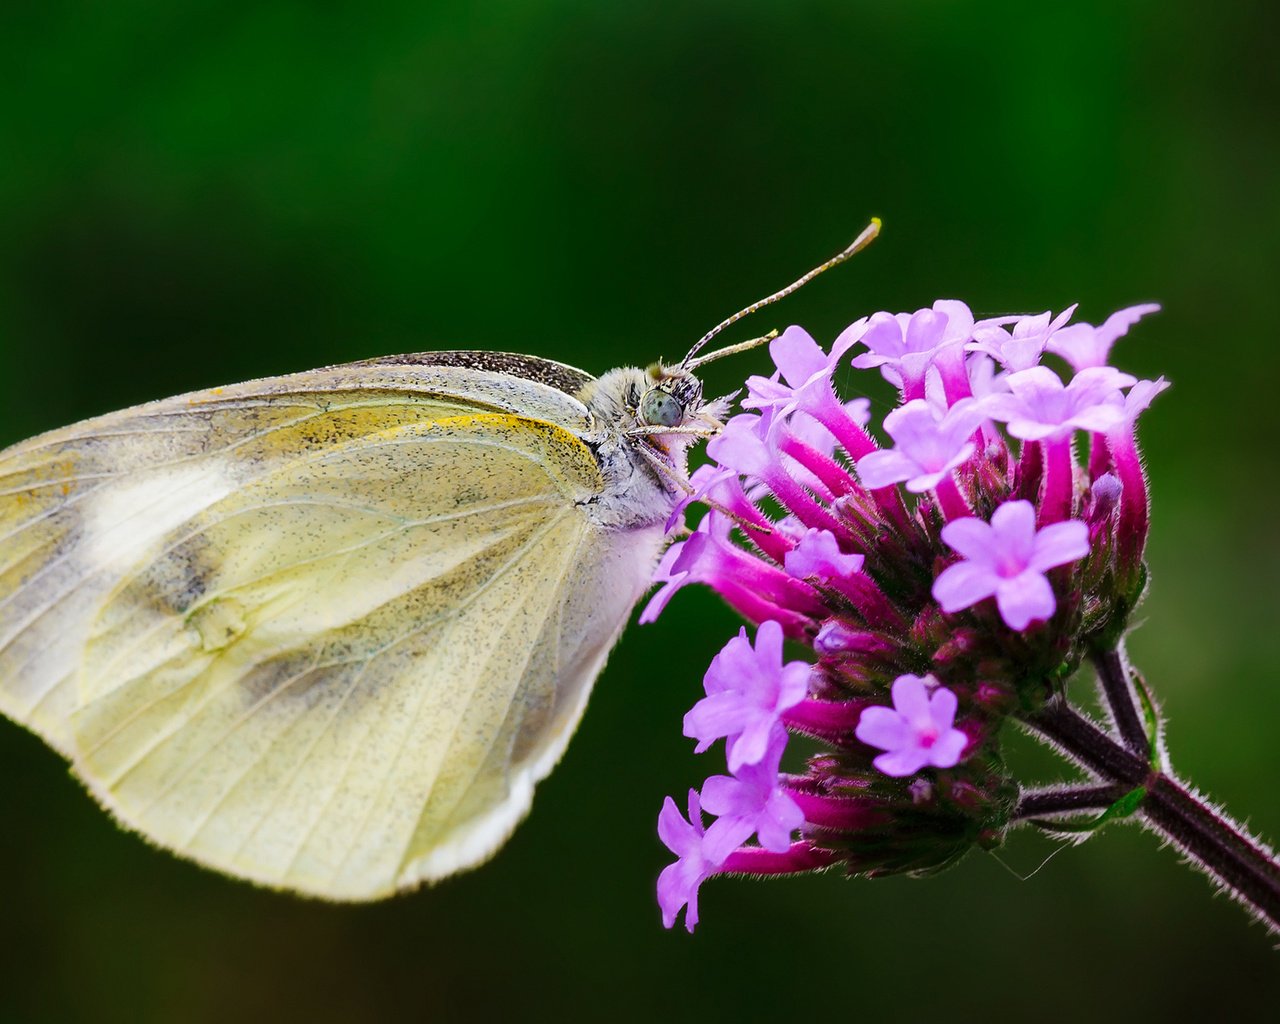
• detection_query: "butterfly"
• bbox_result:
[0,223,878,900]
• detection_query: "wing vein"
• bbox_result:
[320,508,573,888]
[392,514,590,881]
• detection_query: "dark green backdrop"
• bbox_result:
[2,3,1277,1021]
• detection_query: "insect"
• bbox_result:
[0,222,878,900]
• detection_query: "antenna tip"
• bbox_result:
[870,215,883,231]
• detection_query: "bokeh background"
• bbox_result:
[2,2,1278,1021]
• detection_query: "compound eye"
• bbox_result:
[639,388,684,427]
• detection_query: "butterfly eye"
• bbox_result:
[639,388,684,428]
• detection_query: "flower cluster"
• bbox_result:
[650,300,1166,931]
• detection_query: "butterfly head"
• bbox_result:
[633,362,733,441]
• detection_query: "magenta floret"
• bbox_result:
[933,500,1090,630]
[854,674,968,777]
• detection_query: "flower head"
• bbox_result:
[854,674,968,777]
[933,500,1090,630]
[650,299,1163,930]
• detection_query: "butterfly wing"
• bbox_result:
[0,359,595,751]
[0,362,663,898]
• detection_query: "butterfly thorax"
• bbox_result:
[573,364,715,531]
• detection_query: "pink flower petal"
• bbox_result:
[995,571,1056,630]
[770,325,828,386]
[938,518,1000,562]
[872,748,931,777]
[933,560,1000,612]
[891,675,932,724]
[929,687,959,732]
[854,705,911,751]
[928,730,968,769]
[855,448,920,489]
[990,499,1037,547]
[1028,520,1090,573]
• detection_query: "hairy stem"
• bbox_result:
[1090,641,1151,757]
[1013,783,1130,821]
[1021,696,1280,934]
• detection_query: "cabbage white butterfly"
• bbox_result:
[0,223,877,899]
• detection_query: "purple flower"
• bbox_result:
[969,305,1078,372]
[1118,376,1170,428]
[641,505,823,632]
[1047,303,1161,373]
[657,790,726,932]
[743,323,865,422]
[965,353,1008,400]
[848,300,975,398]
[854,674,968,777]
[705,410,776,478]
[640,516,718,624]
[684,621,811,770]
[784,528,866,582]
[855,398,983,492]
[706,408,842,500]
[980,366,1134,441]
[744,328,877,465]
[700,730,805,859]
[932,500,1090,630]
[648,294,1179,929]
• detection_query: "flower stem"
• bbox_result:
[1021,697,1280,934]
[1089,642,1151,758]
[1013,783,1130,820]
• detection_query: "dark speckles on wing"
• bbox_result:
[355,351,596,397]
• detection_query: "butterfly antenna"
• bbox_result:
[682,217,881,369]
[685,330,779,371]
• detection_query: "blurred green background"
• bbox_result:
[2,1,1278,1021]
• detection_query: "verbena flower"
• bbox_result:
[700,729,805,856]
[656,790,719,932]
[855,398,983,492]
[933,500,1090,630]
[980,366,1134,442]
[848,300,975,403]
[1046,303,1161,372]
[854,674,968,776]
[683,620,811,770]
[649,299,1190,932]
[968,306,1078,372]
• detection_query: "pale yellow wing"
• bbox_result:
[0,358,593,753]
[0,363,663,899]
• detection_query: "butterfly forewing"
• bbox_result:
[0,362,595,749]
